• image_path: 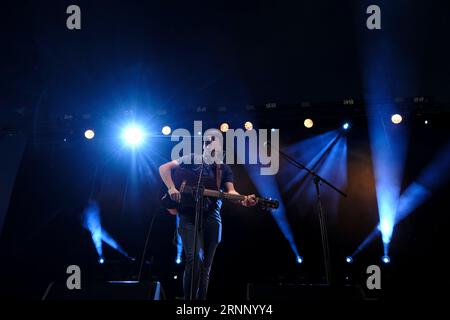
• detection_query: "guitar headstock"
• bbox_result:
[257,197,279,211]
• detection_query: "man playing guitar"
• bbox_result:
[159,136,257,300]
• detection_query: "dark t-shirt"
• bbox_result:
[176,154,233,223]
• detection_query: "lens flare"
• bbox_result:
[123,125,145,146]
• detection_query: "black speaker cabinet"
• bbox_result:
[42,281,162,300]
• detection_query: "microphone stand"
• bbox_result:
[267,141,347,285]
[190,155,205,300]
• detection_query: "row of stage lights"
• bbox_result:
[345,255,390,264]
[81,120,346,144]
[162,121,256,136]
[303,113,428,128]
[96,254,386,267]
[82,113,424,146]
[82,121,350,148]
[174,255,390,266]
[81,121,259,143]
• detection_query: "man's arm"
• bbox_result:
[224,182,257,207]
[159,160,181,202]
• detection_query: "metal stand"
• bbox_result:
[268,141,347,285]
[190,159,205,300]
[137,210,157,281]
[313,176,331,285]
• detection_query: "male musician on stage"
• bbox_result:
[159,136,257,300]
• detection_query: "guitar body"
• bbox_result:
[160,167,218,213]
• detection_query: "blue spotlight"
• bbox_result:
[83,200,130,261]
[175,215,183,265]
[83,201,103,261]
[122,125,145,146]
[245,164,302,264]
[99,257,105,264]
[396,141,450,223]
[362,32,409,260]
[367,109,407,257]
[345,256,353,264]
[282,130,347,217]
[296,256,303,264]
[382,256,390,264]
[342,122,350,130]
[351,141,450,257]
[100,229,129,258]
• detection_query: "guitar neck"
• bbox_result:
[176,184,278,210]
[203,189,248,202]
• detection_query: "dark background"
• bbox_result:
[1,0,450,300]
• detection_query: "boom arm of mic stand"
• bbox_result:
[266,141,347,198]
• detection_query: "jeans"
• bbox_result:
[178,213,222,300]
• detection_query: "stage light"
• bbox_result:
[352,141,450,258]
[175,216,183,266]
[83,200,130,263]
[391,114,402,124]
[304,118,314,128]
[83,201,103,263]
[424,120,429,125]
[271,128,276,132]
[174,275,178,280]
[382,256,390,264]
[244,121,253,131]
[246,162,302,268]
[342,123,350,130]
[123,125,145,146]
[345,256,353,264]
[84,129,95,140]
[162,126,171,136]
[220,123,229,133]
[100,229,129,258]
[363,39,409,259]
